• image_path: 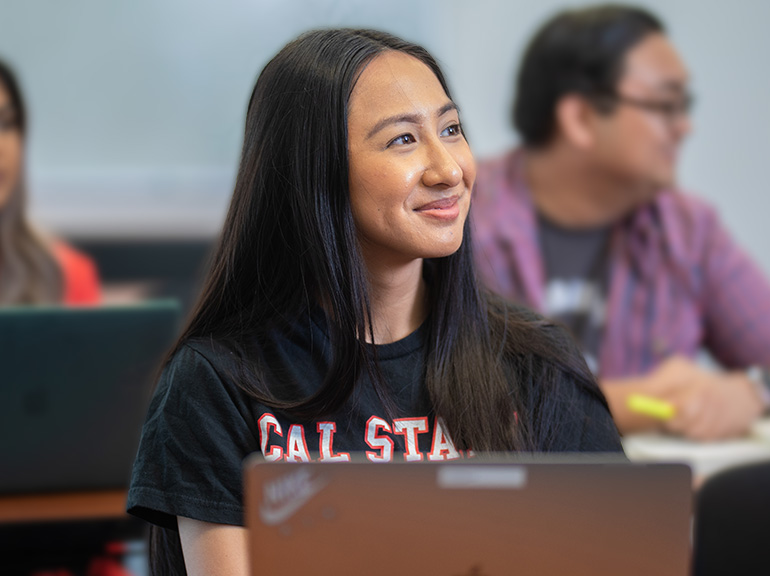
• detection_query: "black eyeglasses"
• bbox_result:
[597,92,694,121]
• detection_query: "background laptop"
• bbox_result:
[0,301,180,494]
[245,457,692,576]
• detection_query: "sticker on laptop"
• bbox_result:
[260,468,329,525]
[437,465,528,490]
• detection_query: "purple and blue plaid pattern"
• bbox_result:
[471,149,770,377]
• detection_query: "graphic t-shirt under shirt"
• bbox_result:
[538,214,611,374]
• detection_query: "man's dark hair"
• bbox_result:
[513,4,664,147]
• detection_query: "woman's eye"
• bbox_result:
[388,133,416,147]
[442,123,463,137]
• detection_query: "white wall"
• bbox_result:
[0,0,435,236]
[1,0,769,274]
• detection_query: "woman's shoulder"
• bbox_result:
[487,293,597,388]
[488,295,578,355]
[166,337,244,381]
[149,338,263,427]
[166,332,284,391]
[487,297,621,452]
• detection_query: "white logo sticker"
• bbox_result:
[259,468,328,526]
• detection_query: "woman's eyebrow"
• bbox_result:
[437,101,460,118]
[366,101,458,139]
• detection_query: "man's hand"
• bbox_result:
[601,355,764,440]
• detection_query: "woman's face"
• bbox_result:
[0,82,22,211]
[347,51,475,267]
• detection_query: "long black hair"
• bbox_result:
[151,27,604,575]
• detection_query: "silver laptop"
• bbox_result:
[244,456,692,576]
[0,301,180,494]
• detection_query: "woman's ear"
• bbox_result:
[554,94,596,150]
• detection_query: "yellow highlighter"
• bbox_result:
[627,394,676,421]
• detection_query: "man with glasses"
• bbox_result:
[472,4,770,440]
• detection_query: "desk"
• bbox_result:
[0,490,128,524]
[623,417,770,482]
[0,490,144,574]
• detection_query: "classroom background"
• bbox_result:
[2,1,769,575]
[0,0,768,302]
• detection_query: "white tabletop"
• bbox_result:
[622,418,770,481]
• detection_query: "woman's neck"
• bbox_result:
[363,257,427,345]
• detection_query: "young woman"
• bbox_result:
[0,59,100,305]
[127,28,623,575]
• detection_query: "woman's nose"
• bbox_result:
[421,139,463,189]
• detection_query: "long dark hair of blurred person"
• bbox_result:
[0,59,99,305]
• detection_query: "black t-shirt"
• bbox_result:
[127,308,623,529]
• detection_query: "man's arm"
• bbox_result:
[178,516,249,576]
[698,201,770,368]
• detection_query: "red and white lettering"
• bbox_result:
[258,413,284,462]
[284,424,311,462]
[365,416,394,462]
[393,417,429,461]
[317,422,350,462]
[428,417,461,461]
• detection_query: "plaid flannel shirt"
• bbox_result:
[471,149,770,378]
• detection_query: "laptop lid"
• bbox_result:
[0,301,180,494]
[244,457,692,576]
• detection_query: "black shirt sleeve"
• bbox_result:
[574,384,625,453]
[127,343,259,529]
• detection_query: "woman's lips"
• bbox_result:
[414,196,461,220]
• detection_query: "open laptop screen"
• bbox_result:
[0,301,179,494]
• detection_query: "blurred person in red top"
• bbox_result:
[0,58,100,306]
[1,59,111,576]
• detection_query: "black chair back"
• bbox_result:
[693,459,770,576]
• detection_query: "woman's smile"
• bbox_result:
[413,195,462,221]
